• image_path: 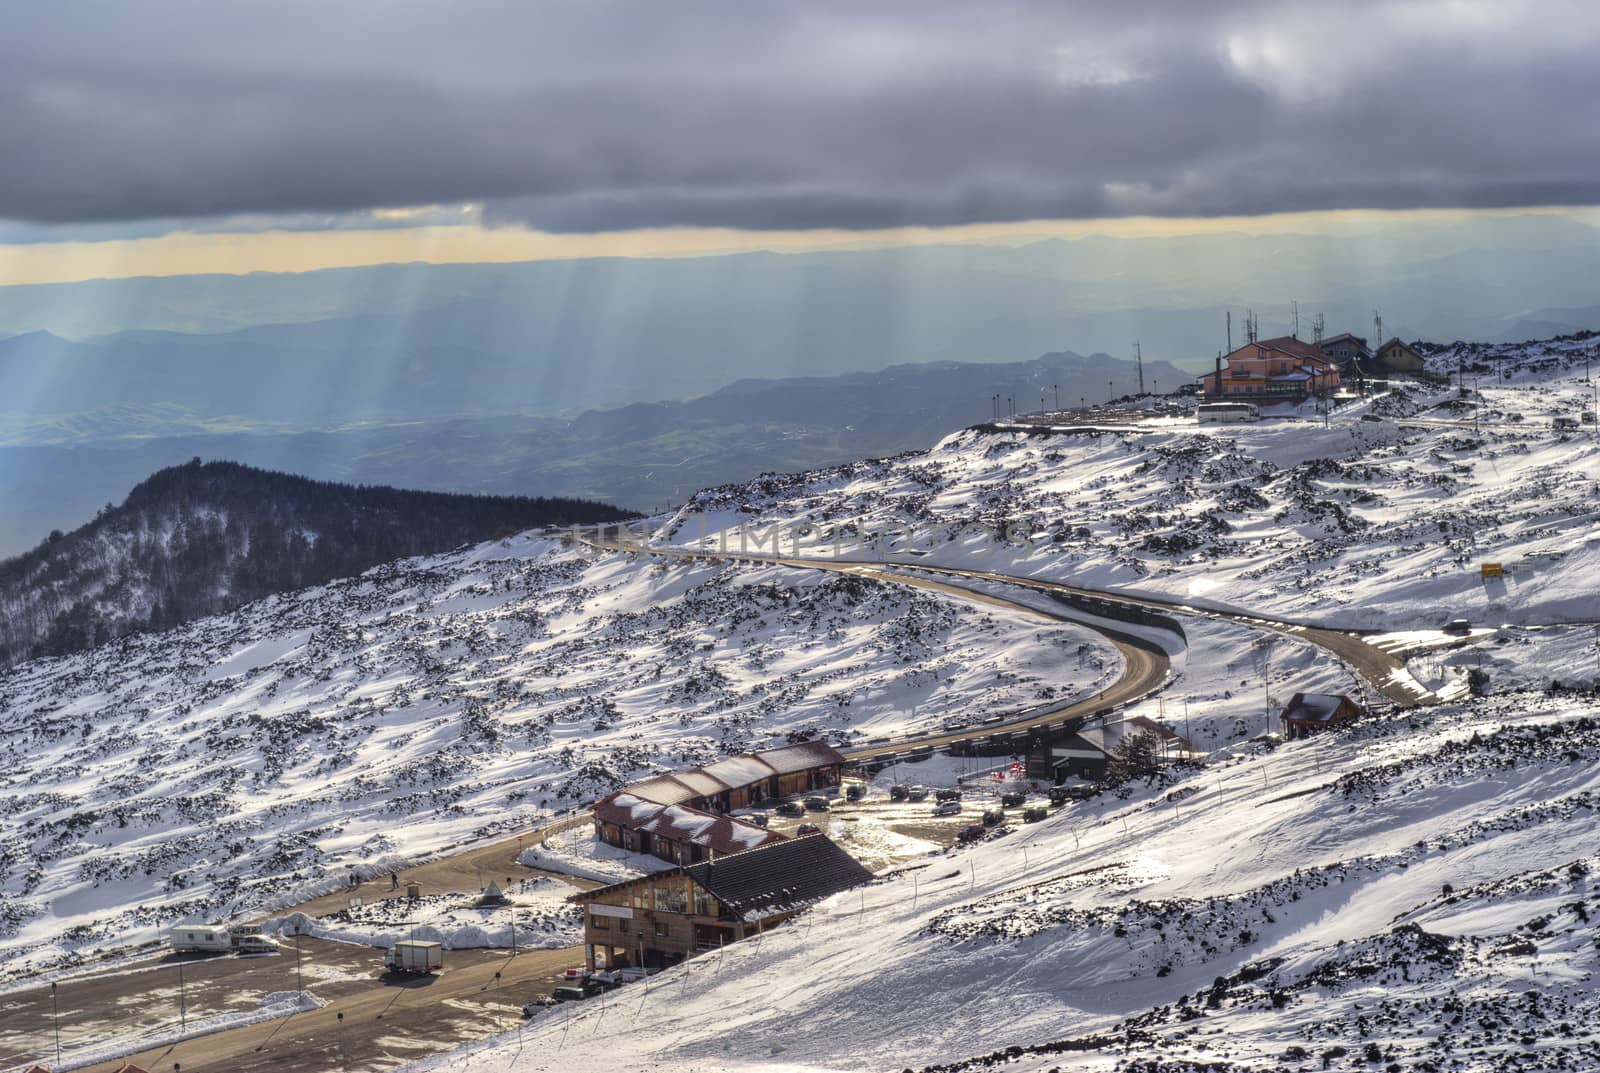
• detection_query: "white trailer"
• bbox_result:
[384,939,443,974]
[169,925,233,954]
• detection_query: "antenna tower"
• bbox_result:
[1134,341,1144,394]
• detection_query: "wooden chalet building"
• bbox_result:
[1201,336,1342,403]
[593,741,846,865]
[1372,337,1426,375]
[572,833,873,971]
[1281,693,1363,739]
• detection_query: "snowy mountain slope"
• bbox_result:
[654,366,1600,630]
[423,688,1600,1073]
[0,535,1111,980]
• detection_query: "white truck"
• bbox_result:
[169,925,234,954]
[384,939,443,974]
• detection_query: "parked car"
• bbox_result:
[774,800,805,817]
[803,795,831,812]
[742,811,770,828]
[932,800,962,817]
[934,788,962,803]
[617,966,656,983]
[1022,806,1048,823]
[906,785,929,802]
[1360,413,1384,422]
[1583,411,1596,424]
[999,791,1026,808]
[844,783,865,801]
[942,718,971,731]
[888,784,909,802]
[957,823,987,843]
[523,996,558,1017]
[1443,618,1472,635]
[553,978,608,1002]
[796,823,822,836]
[1050,784,1097,805]
[1554,416,1580,430]
[982,808,1005,826]
[561,966,592,980]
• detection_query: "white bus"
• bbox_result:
[1197,402,1260,423]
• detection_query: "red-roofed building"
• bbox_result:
[1201,336,1341,402]
[593,741,846,859]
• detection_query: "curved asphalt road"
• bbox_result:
[582,529,1437,759]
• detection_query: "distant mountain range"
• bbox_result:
[0,460,633,664]
[0,349,1183,556]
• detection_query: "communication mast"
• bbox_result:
[1374,309,1383,347]
[1245,308,1258,344]
[1134,341,1144,395]
[1313,313,1325,344]
[1291,300,1300,339]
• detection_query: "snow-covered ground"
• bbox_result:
[653,370,1600,630]
[408,688,1600,1073]
[267,873,584,951]
[11,335,1600,1071]
[0,539,1108,979]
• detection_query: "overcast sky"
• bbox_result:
[4,0,1598,238]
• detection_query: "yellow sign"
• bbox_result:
[1481,562,1503,578]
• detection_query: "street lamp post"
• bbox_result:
[178,957,188,1031]
[50,981,61,1068]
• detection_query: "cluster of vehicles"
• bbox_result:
[168,923,280,956]
[523,966,656,1016]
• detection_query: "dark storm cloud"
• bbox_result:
[3,0,1598,231]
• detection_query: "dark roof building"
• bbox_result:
[684,832,874,921]
[1281,692,1363,739]
[571,834,874,971]
[1319,332,1374,374]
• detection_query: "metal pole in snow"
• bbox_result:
[178,957,188,1031]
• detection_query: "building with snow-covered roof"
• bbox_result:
[591,793,784,865]
[1281,692,1363,739]
[594,741,846,855]
[571,833,873,972]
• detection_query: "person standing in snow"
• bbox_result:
[390,870,399,891]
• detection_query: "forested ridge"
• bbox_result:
[0,458,635,664]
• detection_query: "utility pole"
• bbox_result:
[178,957,188,1031]
[1292,300,1299,339]
[1373,309,1383,348]
[1135,341,1144,395]
[1108,379,1114,403]
[1226,311,1232,352]
[1053,383,1059,410]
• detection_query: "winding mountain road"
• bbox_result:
[583,527,1436,763]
